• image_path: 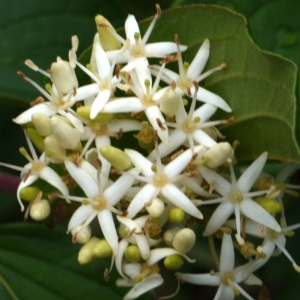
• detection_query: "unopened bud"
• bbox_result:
[26,128,45,153]
[77,106,114,123]
[255,197,282,214]
[78,237,99,264]
[32,113,52,136]
[100,146,132,170]
[95,15,122,51]
[30,199,51,221]
[164,254,184,270]
[92,239,113,258]
[50,57,78,95]
[125,245,142,263]
[168,207,185,223]
[20,186,41,202]
[172,228,196,254]
[163,227,181,247]
[204,142,233,168]
[71,225,92,244]
[159,90,181,117]
[145,197,165,218]
[44,136,66,164]
[50,115,81,149]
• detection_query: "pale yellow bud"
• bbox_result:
[255,197,282,214]
[125,245,142,263]
[163,227,181,247]
[30,199,51,221]
[44,136,66,164]
[92,239,113,258]
[159,90,181,117]
[204,142,233,168]
[78,237,99,264]
[164,254,184,270]
[100,146,132,171]
[20,186,41,202]
[50,57,78,95]
[168,207,185,223]
[71,225,92,244]
[77,106,114,123]
[26,128,45,153]
[32,113,52,136]
[95,15,121,51]
[145,197,165,218]
[172,228,196,254]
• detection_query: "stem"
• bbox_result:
[0,272,20,300]
[208,235,219,270]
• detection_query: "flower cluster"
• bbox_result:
[1,5,300,300]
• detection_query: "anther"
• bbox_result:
[156,4,161,18]
[156,118,166,130]
[30,96,44,106]
[116,128,123,140]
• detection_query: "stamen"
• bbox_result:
[195,63,227,83]
[25,59,50,77]
[159,278,181,300]
[30,96,44,106]
[116,128,123,140]
[71,35,79,52]
[156,118,166,130]
[175,34,184,77]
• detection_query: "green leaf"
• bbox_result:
[81,4,300,162]
[0,223,124,300]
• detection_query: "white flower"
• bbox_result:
[199,152,281,244]
[177,233,262,300]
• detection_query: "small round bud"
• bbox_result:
[20,186,40,202]
[255,197,282,214]
[125,245,142,263]
[32,113,52,136]
[172,228,196,254]
[164,254,184,270]
[145,197,165,218]
[204,142,234,168]
[159,90,181,117]
[92,239,113,258]
[78,237,99,264]
[168,207,185,223]
[100,146,132,171]
[163,227,181,247]
[30,199,51,221]
[71,225,92,244]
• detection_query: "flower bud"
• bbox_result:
[50,57,78,95]
[125,245,142,263]
[30,199,51,221]
[159,90,181,117]
[77,106,114,123]
[78,237,99,264]
[26,128,45,153]
[20,186,41,202]
[32,113,52,136]
[172,228,196,254]
[255,197,282,214]
[92,239,113,258]
[164,254,184,270]
[204,142,233,168]
[163,227,181,247]
[100,146,132,171]
[71,225,92,244]
[50,115,81,149]
[168,207,185,223]
[95,15,121,51]
[145,197,165,218]
[44,136,66,164]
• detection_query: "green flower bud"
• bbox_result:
[172,228,196,254]
[30,199,51,221]
[78,237,99,264]
[168,207,185,223]
[20,186,41,202]
[26,128,45,153]
[164,254,184,270]
[44,136,66,164]
[100,146,132,170]
[32,113,52,136]
[145,197,165,218]
[71,225,92,244]
[159,90,181,117]
[204,142,233,168]
[92,239,113,258]
[255,197,282,214]
[95,15,121,51]
[163,227,181,247]
[125,245,142,263]
[77,106,114,123]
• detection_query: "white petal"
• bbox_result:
[59,109,84,133]
[93,34,111,79]
[188,39,210,79]
[193,104,217,122]
[102,97,144,113]
[79,160,97,183]
[90,89,112,119]
[75,83,99,100]
[145,42,186,57]
[161,184,203,219]
[65,161,98,199]
[116,239,129,280]
[107,119,141,132]
[135,58,152,95]
[180,177,216,198]
[67,205,95,232]
[235,283,255,300]
[243,274,262,286]
[125,15,140,44]
[98,210,118,255]
[125,149,153,177]
[218,285,234,300]
[237,152,268,192]
[193,129,217,148]
[240,199,281,232]
[176,272,220,286]
[150,65,179,84]
[203,202,233,236]
[219,233,234,273]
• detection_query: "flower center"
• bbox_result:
[134,263,159,282]
[100,80,111,91]
[182,119,197,133]
[220,271,235,286]
[229,190,243,203]
[89,121,107,136]
[92,196,107,211]
[145,219,161,237]
[131,32,145,58]
[153,173,168,188]
[31,161,45,174]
